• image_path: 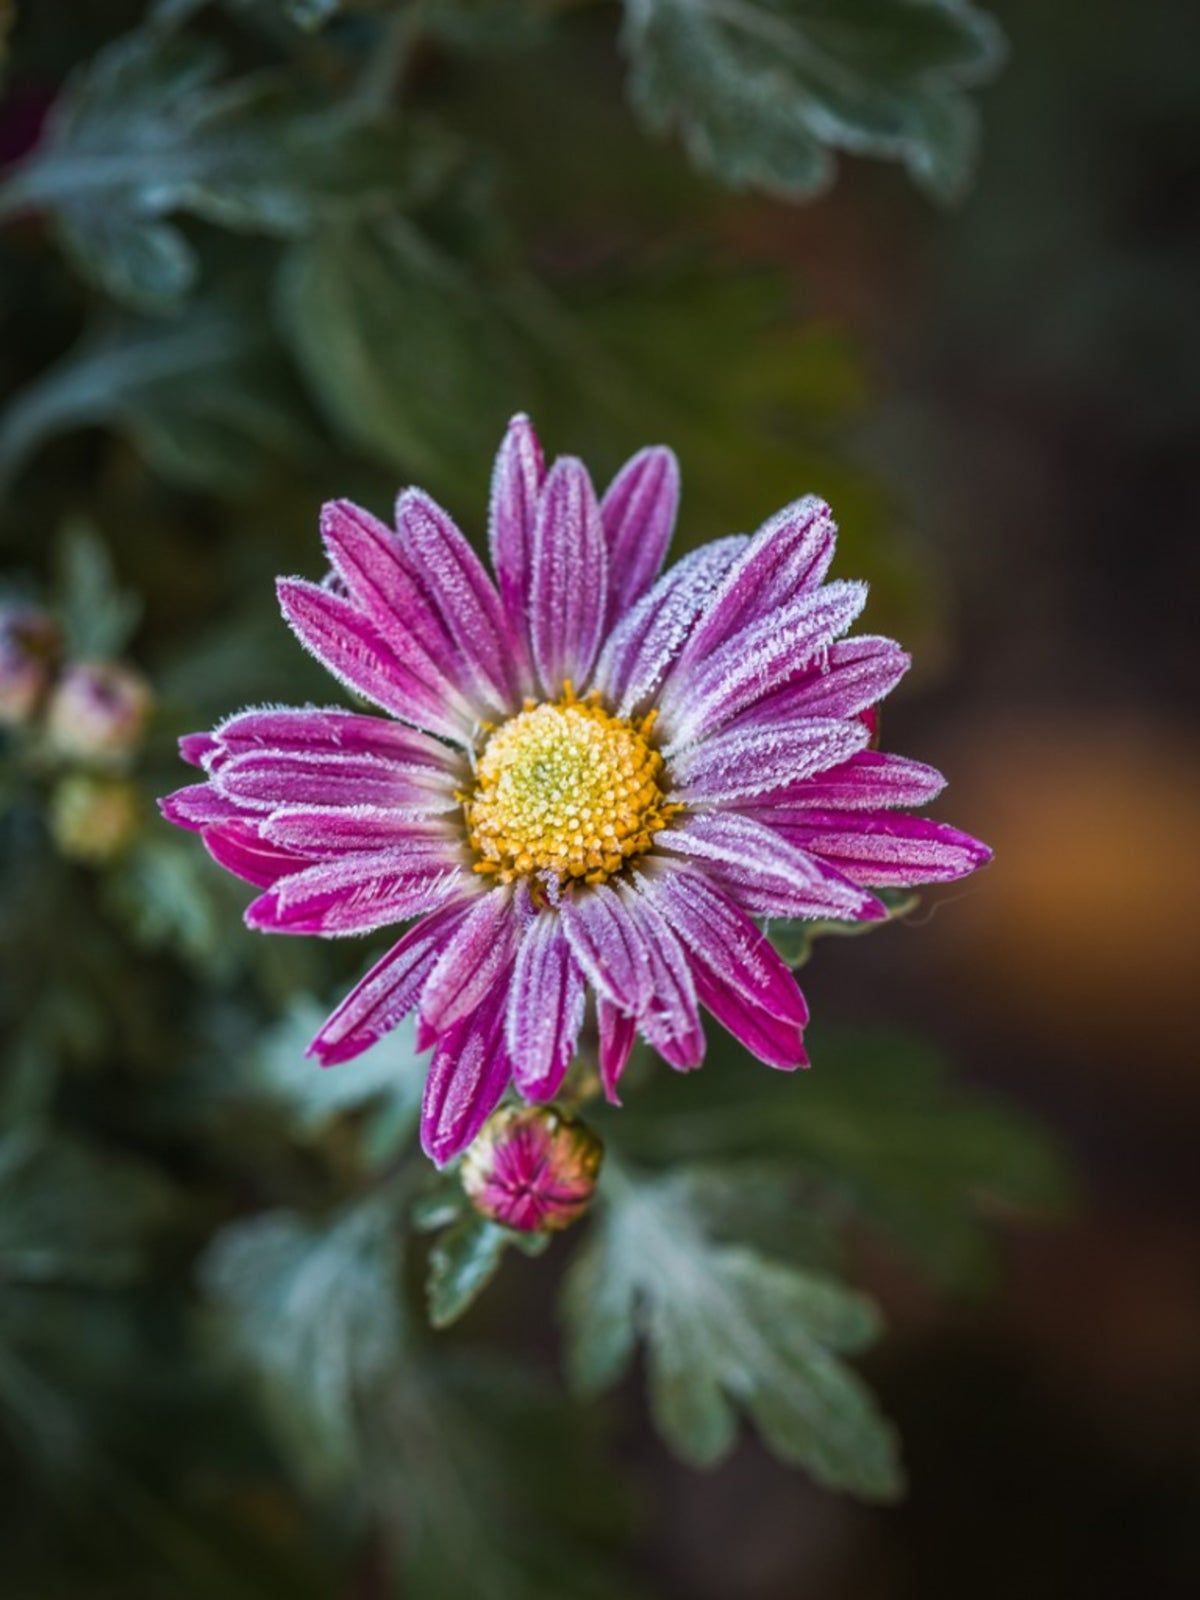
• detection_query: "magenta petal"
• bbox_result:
[600,445,679,626]
[661,581,869,751]
[732,636,910,729]
[262,808,457,860]
[592,536,747,716]
[245,849,459,936]
[613,885,705,1070]
[214,748,456,815]
[203,819,312,888]
[646,868,808,1026]
[418,886,517,1034]
[690,963,809,1071]
[179,732,218,768]
[528,457,607,695]
[213,706,459,773]
[598,999,637,1106]
[747,750,947,814]
[563,883,703,1068]
[506,912,586,1101]
[421,986,514,1167]
[642,868,809,1070]
[659,811,885,921]
[488,413,544,683]
[320,499,472,697]
[673,496,836,672]
[276,578,473,745]
[308,897,477,1065]
[775,811,994,887]
[395,489,514,711]
[559,883,653,1015]
[159,783,245,832]
[670,717,870,805]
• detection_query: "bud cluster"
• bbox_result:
[0,605,60,727]
[1,600,152,863]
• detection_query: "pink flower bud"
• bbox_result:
[461,1105,604,1234]
[0,605,60,726]
[46,661,152,764]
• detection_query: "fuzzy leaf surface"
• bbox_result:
[621,0,1005,200]
[0,29,422,307]
[425,1209,550,1328]
[201,1195,405,1483]
[279,218,523,482]
[562,1162,902,1497]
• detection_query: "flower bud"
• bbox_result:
[50,773,141,864]
[461,1105,604,1234]
[45,660,152,764]
[0,605,60,726]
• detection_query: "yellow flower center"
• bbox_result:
[465,690,679,886]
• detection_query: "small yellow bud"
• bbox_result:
[50,774,141,864]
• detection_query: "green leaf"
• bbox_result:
[0,29,427,308]
[674,1158,842,1265]
[766,886,920,967]
[0,286,315,494]
[201,1195,405,1484]
[278,218,526,482]
[426,1211,549,1329]
[53,521,142,658]
[427,1214,513,1328]
[562,1162,902,1498]
[620,0,1006,202]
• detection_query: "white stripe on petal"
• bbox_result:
[657,811,883,921]
[661,581,868,752]
[669,718,870,805]
[591,536,747,715]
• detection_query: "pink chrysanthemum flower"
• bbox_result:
[161,416,990,1165]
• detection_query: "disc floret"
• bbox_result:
[465,686,679,886]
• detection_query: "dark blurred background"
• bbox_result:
[610,1,1200,1591]
[2,0,1199,1595]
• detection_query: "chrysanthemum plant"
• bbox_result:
[164,414,1008,1496]
[1,0,1062,1535]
